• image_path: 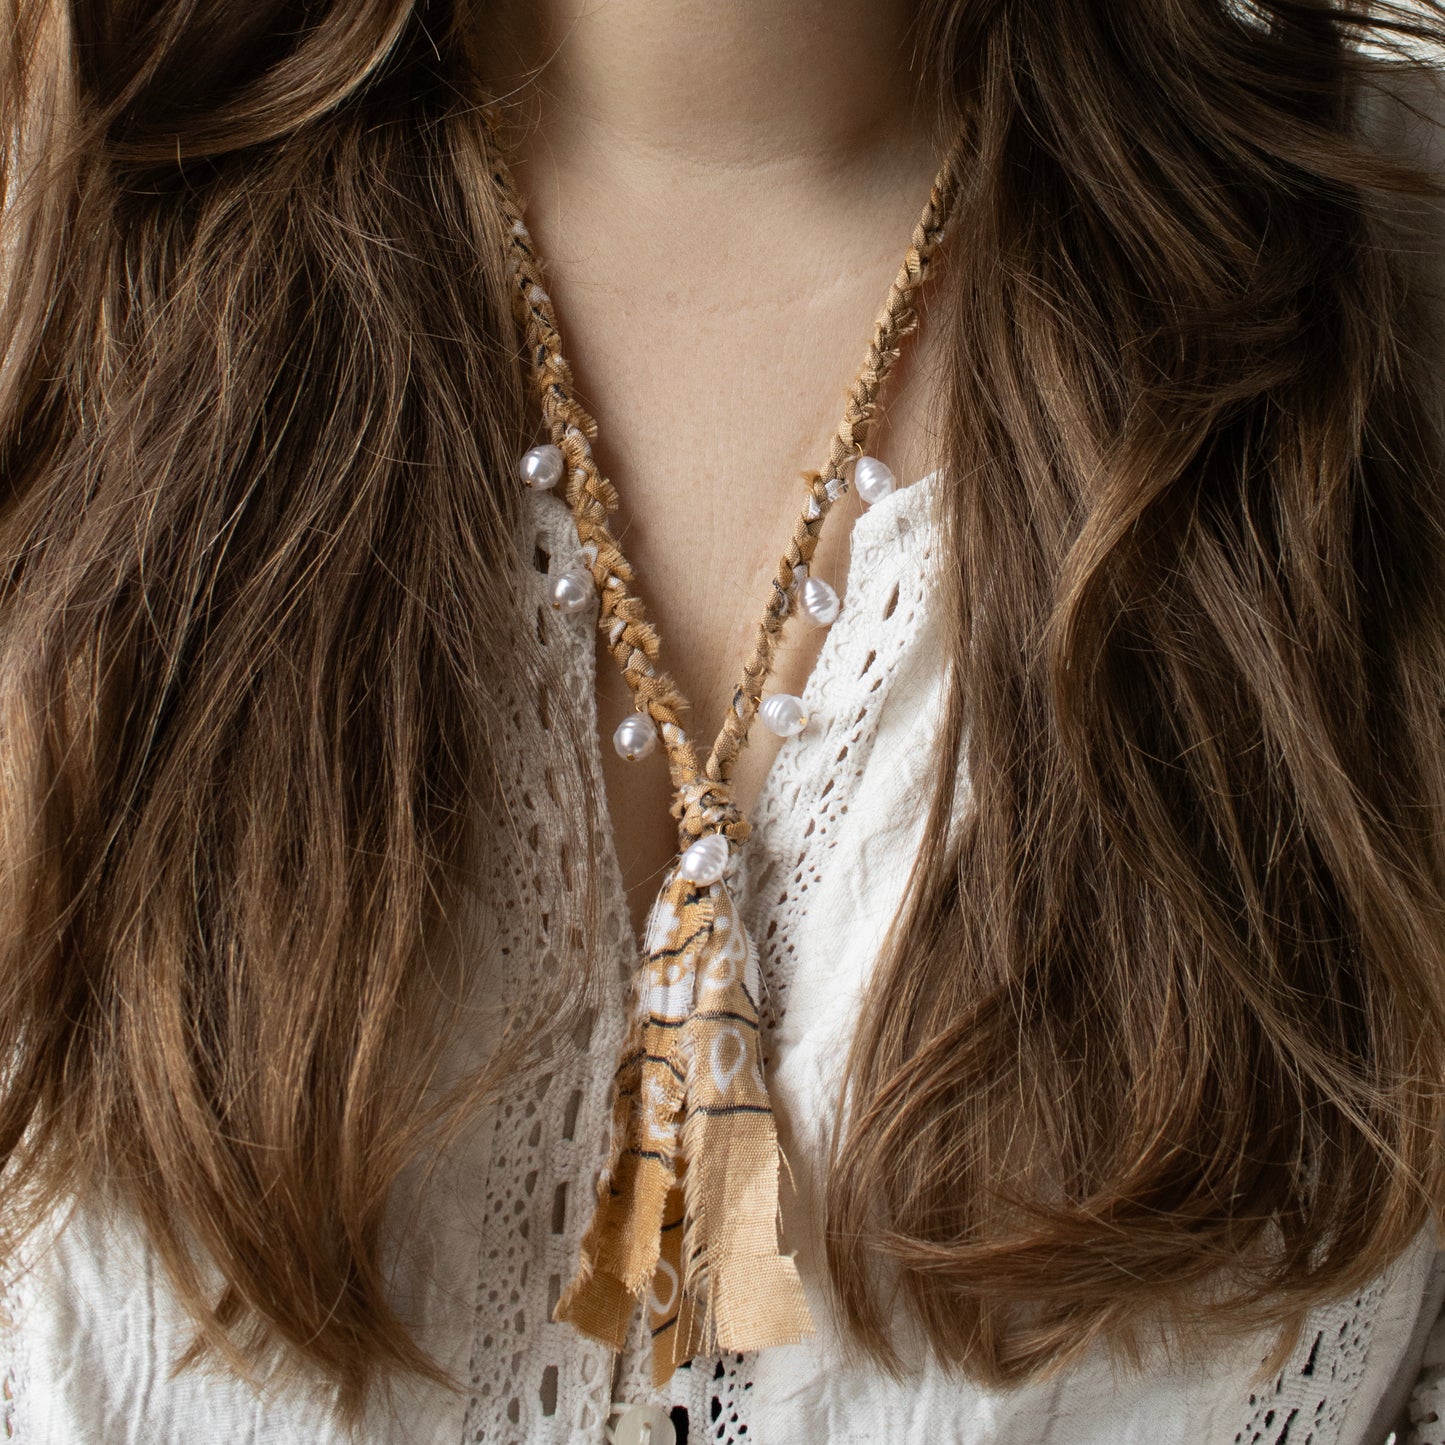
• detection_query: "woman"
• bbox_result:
[4,0,1445,1440]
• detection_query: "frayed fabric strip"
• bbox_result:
[554,870,812,1383]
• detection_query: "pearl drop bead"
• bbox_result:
[759,693,808,738]
[549,568,593,614]
[854,455,896,505]
[799,576,841,628]
[518,444,564,491]
[678,834,730,886]
[613,713,658,762]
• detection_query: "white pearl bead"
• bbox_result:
[799,576,841,628]
[854,455,896,505]
[612,1404,677,1445]
[518,444,564,490]
[759,693,808,738]
[613,713,658,761]
[678,833,730,885]
[549,568,593,614]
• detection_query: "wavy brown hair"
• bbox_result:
[4,0,1445,1420]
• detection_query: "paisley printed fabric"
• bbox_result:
[554,865,812,1384]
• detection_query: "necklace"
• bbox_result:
[484,110,963,1385]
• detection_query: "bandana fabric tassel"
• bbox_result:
[554,865,813,1383]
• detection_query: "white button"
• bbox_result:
[612,1403,677,1445]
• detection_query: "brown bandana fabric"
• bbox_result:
[554,867,813,1383]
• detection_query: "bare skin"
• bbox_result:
[478,1,949,936]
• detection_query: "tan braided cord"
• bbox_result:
[484,110,965,848]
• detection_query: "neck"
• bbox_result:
[475,0,934,172]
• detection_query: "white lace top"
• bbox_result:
[5,473,1445,1445]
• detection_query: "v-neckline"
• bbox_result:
[530,469,941,961]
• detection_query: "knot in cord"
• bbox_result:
[672,779,751,847]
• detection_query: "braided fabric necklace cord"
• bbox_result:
[484,109,963,1385]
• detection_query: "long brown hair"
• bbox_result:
[3,0,1445,1418]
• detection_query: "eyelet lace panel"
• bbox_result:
[462,495,628,1443]
[1410,1324,1445,1445]
[741,474,939,1044]
[0,1274,24,1442]
[1233,1283,1387,1445]
[719,477,943,1437]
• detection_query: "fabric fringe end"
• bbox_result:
[553,867,813,1382]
